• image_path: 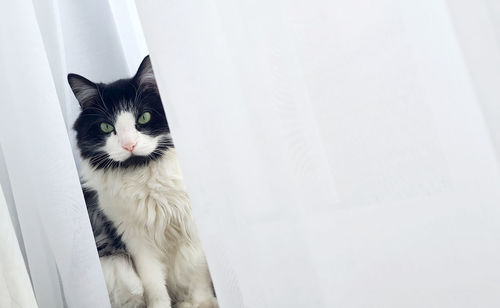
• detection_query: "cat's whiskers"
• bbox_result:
[88,105,113,120]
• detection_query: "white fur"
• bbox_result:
[82,132,217,307]
[104,112,163,162]
[100,255,145,308]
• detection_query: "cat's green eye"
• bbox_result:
[100,122,114,133]
[138,112,151,124]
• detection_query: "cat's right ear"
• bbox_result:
[67,73,98,108]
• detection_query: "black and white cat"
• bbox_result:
[68,56,218,308]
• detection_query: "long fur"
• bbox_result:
[100,254,145,308]
[82,149,216,308]
[69,56,217,308]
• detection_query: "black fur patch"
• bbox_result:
[83,188,127,257]
[69,55,172,170]
[70,56,171,257]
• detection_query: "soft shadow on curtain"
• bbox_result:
[0,184,37,308]
[0,0,146,307]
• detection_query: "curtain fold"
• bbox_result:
[0,186,38,308]
[136,0,500,307]
[446,0,500,160]
[1,0,150,306]
[0,1,112,307]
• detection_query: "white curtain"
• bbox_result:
[136,0,500,307]
[0,0,146,307]
[0,180,37,308]
[2,0,500,307]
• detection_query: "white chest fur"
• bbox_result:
[81,149,197,252]
[80,149,217,307]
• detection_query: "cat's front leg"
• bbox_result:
[177,243,218,308]
[126,237,171,308]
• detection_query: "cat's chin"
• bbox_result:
[108,148,157,162]
[109,152,133,162]
[113,154,161,169]
[85,140,171,171]
[87,151,165,171]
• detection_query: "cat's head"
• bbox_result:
[69,56,172,170]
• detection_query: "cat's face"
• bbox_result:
[69,56,172,170]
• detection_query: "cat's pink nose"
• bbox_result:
[122,142,136,152]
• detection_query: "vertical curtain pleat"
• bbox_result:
[0,1,110,307]
[446,0,500,160]
[0,146,27,266]
[32,0,133,163]
[0,186,38,308]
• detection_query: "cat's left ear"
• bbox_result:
[133,55,158,92]
[67,73,98,108]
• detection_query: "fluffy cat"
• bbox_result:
[68,56,218,308]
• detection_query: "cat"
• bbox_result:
[68,56,218,308]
